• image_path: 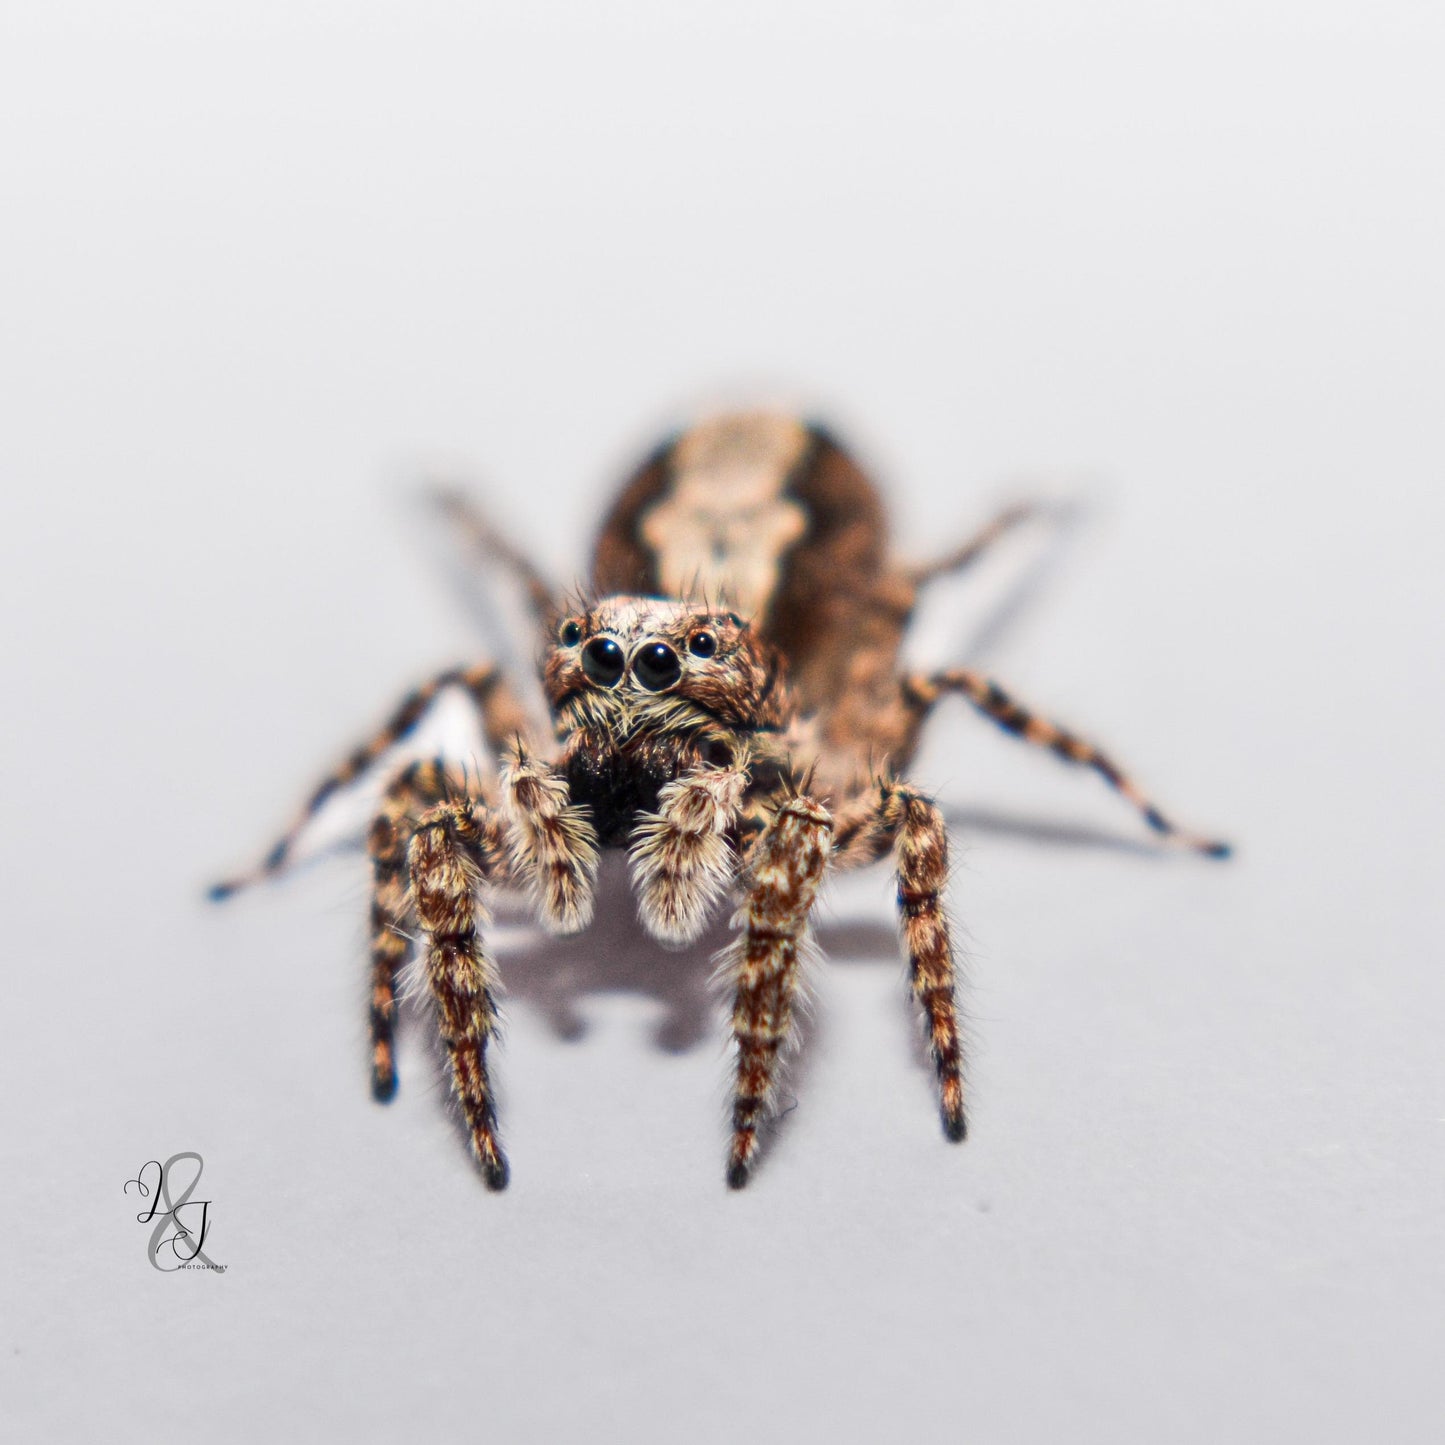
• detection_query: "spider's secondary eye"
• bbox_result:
[687,631,717,658]
[559,620,582,647]
[632,642,682,691]
[582,636,625,687]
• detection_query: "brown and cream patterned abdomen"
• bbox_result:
[591,411,896,724]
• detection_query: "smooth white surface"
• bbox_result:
[3,4,1442,1441]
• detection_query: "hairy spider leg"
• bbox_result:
[209,662,536,899]
[629,754,750,946]
[896,669,1232,858]
[831,781,967,1143]
[797,502,1041,765]
[409,795,514,1190]
[500,746,600,935]
[366,759,509,1102]
[723,795,834,1189]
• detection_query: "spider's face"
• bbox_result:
[543,596,786,732]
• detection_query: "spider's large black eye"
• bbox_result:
[582,637,625,687]
[559,620,582,647]
[687,630,717,658]
[632,641,682,692]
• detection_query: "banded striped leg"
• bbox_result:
[907,501,1037,587]
[725,795,833,1189]
[501,746,600,934]
[629,756,749,946]
[899,670,1231,858]
[366,760,508,1102]
[833,782,966,1142]
[210,662,537,899]
[409,795,512,1189]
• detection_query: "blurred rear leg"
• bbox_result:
[895,669,1231,857]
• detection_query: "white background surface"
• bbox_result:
[3,4,1443,1441]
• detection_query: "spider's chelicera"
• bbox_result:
[214,410,1228,1190]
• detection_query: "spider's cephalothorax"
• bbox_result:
[543,597,791,849]
[214,409,1229,1190]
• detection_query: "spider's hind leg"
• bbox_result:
[905,501,1037,588]
[896,668,1231,857]
[210,663,536,899]
[430,486,562,633]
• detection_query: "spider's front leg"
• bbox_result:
[408,795,514,1189]
[367,760,508,1102]
[406,750,596,1190]
[629,749,750,946]
[833,781,966,1143]
[724,793,834,1189]
[500,745,600,934]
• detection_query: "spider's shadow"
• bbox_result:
[428,855,898,1056]
[388,810,1185,1182]
[397,855,901,1180]
[942,804,1170,859]
[399,805,1165,1064]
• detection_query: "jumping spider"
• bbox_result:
[214,411,1228,1189]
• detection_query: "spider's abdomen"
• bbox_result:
[590,411,892,718]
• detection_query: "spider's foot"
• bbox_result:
[481,1153,511,1191]
[726,1119,760,1189]
[369,1037,399,1102]
[469,1125,511,1191]
[1145,807,1233,861]
[941,1073,967,1142]
[1169,833,1232,862]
